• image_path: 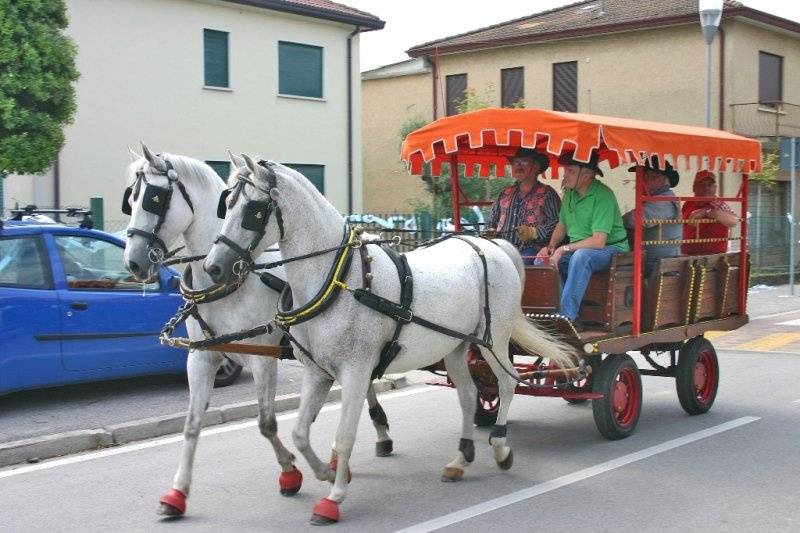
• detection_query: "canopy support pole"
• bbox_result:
[739,173,749,316]
[450,154,462,232]
[633,166,644,336]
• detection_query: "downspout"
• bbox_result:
[430,54,438,120]
[718,25,725,196]
[347,27,360,215]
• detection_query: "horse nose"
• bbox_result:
[128,260,141,275]
[205,262,223,283]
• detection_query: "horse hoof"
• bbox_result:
[441,466,464,482]
[375,440,393,457]
[279,467,303,496]
[158,489,187,516]
[329,455,352,483]
[498,449,514,471]
[310,498,340,525]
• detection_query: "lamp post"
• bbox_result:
[699,0,723,128]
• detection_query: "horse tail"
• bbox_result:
[490,239,576,369]
[511,313,576,369]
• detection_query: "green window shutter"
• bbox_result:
[205,161,230,180]
[278,41,322,98]
[285,164,324,194]
[204,29,229,87]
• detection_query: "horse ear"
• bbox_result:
[141,142,167,171]
[127,146,142,162]
[228,150,245,168]
[241,153,258,174]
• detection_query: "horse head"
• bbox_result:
[122,143,197,281]
[204,154,284,284]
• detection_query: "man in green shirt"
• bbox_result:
[537,151,629,324]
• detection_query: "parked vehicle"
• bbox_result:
[0,210,238,395]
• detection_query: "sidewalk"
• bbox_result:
[744,283,800,319]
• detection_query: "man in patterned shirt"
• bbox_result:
[488,148,561,265]
[681,170,738,255]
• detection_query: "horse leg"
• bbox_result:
[250,357,302,496]
[479,342,517,470]
[367,383,393,457]
[440,343,478,482]
[310,370,371,525]
[292,367,335,483]
[158,350,220,516]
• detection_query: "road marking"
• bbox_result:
[792,399,800,404]
[0,386,439,480]
[734,333,800,352]
[395,416,760,533]
[703,331,731,340]
[776,318,800,326]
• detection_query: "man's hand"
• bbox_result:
[549,245,567,268]
[515,225,538,243]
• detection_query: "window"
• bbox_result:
[0,236,52,289]
[759,51,783,105]
[446,74,467,116]
[553,61,578,112]
[285,164,324,194]
[205,160,230,180]
[54,236,158,291]
[279,41,323,98]
[501,67,524,108]
[204,29,229,88]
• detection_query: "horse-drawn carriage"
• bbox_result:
[400,108,761,440]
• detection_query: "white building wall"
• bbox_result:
[3,0,363,222]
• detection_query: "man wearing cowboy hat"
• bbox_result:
[681,170,738,255]
[623,155,681,275]
[538,150,628,325]
[487,147,560,264]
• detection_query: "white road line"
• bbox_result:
[792,399,800,404]
[776,319,800,326]
[395,416,760,533]
[751,309,800,321]
[0,385,439,480]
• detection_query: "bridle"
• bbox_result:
[122,158,194,263]
[214,160,284,276]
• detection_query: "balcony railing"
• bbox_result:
[729,101,800,138]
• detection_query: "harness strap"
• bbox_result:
[453,236,493,346]
[369,245,412,379]
[259,271,286,293]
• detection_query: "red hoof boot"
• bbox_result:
[329,456,352,484]
[158,489,187,516]
[310,498,340,525]
[279,467,303,496]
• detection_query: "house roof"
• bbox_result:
[406,0,800,56]
[222,0,384,30]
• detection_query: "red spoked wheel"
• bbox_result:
[468,344,508,427]
[676,336,719,415]
[591,354,642,440]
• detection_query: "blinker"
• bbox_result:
[242,200,271,232]
[142,184,169,216]
[121,187,133,215]
[217,189,231,219]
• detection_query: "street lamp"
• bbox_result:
[699,0,723,128]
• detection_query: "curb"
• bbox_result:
[0,376,408,469]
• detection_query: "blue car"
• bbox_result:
[0,215,214,395]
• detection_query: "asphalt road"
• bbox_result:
[2,349,798,532]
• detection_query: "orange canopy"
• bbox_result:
[400,108,762,178]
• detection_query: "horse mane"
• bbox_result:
[126,153,225,193]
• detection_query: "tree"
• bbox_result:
[0,0,78,178]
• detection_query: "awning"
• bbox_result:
[400,108,762,178]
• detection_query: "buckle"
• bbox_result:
[398,309,413,324]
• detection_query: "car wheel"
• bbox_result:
[214,357,243,388]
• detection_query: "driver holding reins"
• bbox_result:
[487,148,561,265]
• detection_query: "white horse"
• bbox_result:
[203,155,575,525]
[122,146,393,517]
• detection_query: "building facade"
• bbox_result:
[362,0,800,231]
[3,0,383,226]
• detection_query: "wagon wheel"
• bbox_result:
[214,357,243,388]
[676,336,719,415]
[591,354,642,440]
[469,344,515,427]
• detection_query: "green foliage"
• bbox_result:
[0,0,79,175]
[455,87,494,114]
[750,151,780,190]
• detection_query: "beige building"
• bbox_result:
[361,0,800,260]
[3,0,383,226]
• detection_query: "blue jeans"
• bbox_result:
[558,246,622,321]
[520,244,543,266]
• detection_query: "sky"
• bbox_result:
[347,0,800,72]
